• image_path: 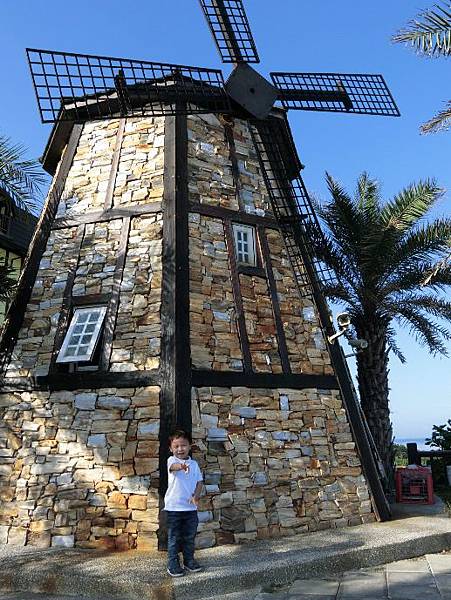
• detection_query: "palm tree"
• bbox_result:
[315,173,451,482]
[393,2,451,134]
[0,134,46,301]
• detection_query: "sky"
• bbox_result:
[0,0,450,440]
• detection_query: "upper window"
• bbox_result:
[0,202,11,234]
[233,224,256,266]
[56,306,107,364]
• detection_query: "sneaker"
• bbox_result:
[167,562,185,577]
[184,559,203,573]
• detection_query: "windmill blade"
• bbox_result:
[26,48,231,124]
[198,0,260,64]
[271,72,400,116]
[250,116,336,297]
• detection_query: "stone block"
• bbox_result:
[137,421,159,439]
[52,535,75,548]
[7,527,27,546]
[117,476,150,495]
[98,396,131,410]
[0,525,9,544]
[74,393,97,410]
[128,495,147,510]
[87,434,107,448]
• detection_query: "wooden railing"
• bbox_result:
[407,442,451,466]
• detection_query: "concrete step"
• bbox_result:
[0,503,449,600]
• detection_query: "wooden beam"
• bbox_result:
[259,227,291,374]
[174,111,191,433]
[224,220,252,373]
[103,118,126,211]
[99,217,131,370]
[72,293,111,307]
[223,120,244,212]
[48,224,86,375]
[39,370,161,391]
[189,201,278,229]
[51,202,162,230]
[191,369,339,390]
[0,124,83,377]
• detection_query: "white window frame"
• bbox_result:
[232,223,257,266]
[56,306,107,364]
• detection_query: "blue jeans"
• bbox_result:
[166,510,198,566]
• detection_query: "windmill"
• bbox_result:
[26,1,399,302]
[0,1,400,551]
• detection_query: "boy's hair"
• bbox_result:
[169,429,192,445]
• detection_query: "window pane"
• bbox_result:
[56,306,107,364]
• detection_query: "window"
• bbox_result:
[0,200,11,234]
[57,306,107,363]
[233,224,256,266]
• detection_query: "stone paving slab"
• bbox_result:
[204,552,451,600]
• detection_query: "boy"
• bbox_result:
[164,429,203,577]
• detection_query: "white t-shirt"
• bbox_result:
[164,456,203,512]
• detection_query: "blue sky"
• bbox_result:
[1,1,450,439]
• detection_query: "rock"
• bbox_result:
[117,476,150,495]
[97,396,131,410]
[52,535,75,548]
[87,434,107,448]
[220,506,247,533]
[74,393,97,410]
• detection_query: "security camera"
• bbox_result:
[348,338,368,350]
[336,312,351,329]
[328,312,352,344]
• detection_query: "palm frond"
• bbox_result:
[386,326,407,363]
[0,135,46,211]
[406,294,451,319]
[423,249,451,284]
[393,2,451,57]
[421,100,451,133]
[381,179,444,231]
[383,260,451,296]
[392,303,451,356]
[383,218,451,279]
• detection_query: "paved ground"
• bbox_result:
[0,553,450,599]
[219,552,451,600]
[0,502,449,599]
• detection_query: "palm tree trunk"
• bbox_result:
[355,323,394,493]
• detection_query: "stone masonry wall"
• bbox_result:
[189,214,243,371]
[56,120,120,216]
[113,117,165,207]
[4,226,81,378]
[0,387,160,549]
[239,274,282,373]
[111,214,163,372]
[191,386,373,548]
[1,115,165,550]
[266,229,333,375]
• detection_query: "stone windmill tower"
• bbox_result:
[0,1,399,550]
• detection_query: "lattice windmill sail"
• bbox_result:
[0,0,401,553]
